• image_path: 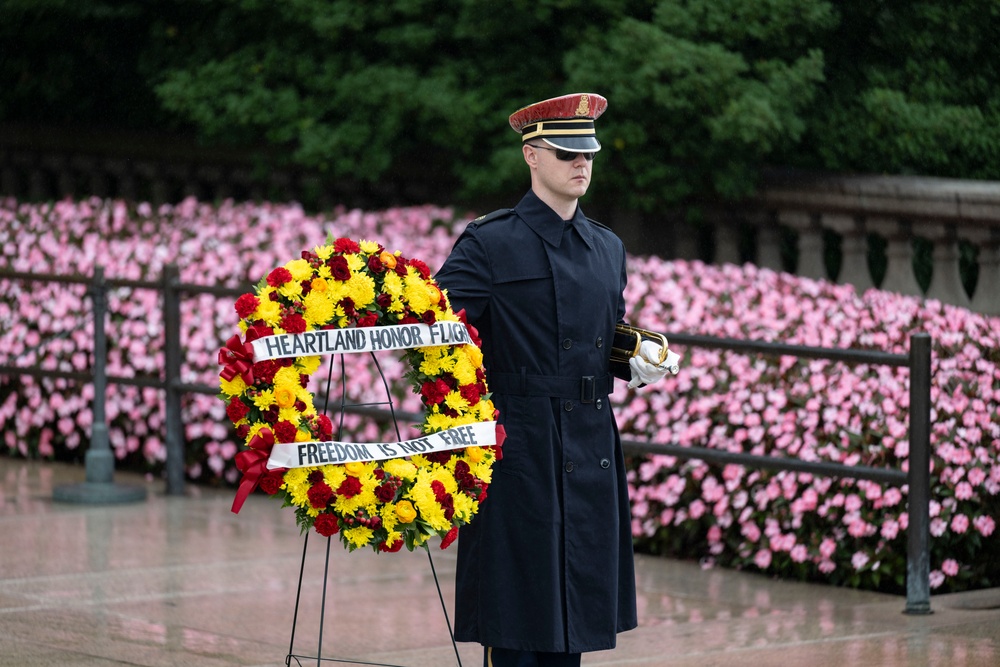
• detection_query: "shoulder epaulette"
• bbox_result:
[472,208,514,225]
[586,217,612,232]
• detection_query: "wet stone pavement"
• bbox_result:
[1,458,998,666]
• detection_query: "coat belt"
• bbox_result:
[488,371,612,404]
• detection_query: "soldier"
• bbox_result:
[436,93,675,667]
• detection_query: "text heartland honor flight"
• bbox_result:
[249,322,474,361]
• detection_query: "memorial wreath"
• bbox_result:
[218,237,502,552]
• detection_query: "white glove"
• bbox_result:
[627,341,681,388]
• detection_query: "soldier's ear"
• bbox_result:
[523,143,538,168]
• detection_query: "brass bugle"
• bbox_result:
[610,323,670,366]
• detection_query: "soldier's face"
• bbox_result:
[528,144,593,202]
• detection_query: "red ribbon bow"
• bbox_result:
[231,427,276,514]
[218,328,262,385]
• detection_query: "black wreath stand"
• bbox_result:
[284,353,464,667]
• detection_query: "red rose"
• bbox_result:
[274,420,298,443]
[409,259,431,279]
[317,414,333,439]
[374,483,396,503]
[367,254,384,273]
[376,293,392,310]
[336,476,363,498]
[459,384,481,405]
[226,396,250,422]
[267,267,293,287]
[424,451,453,465]
[400,314,419,324]
[308,481,334,508]
[235,293,260,319]
[328,255,351,280]
[440,526,459,550]
[420,378,450,405]
[421,310,436,325]
[379,538,404,553]
[314,513,340,537]
[259,469,286,495]
[280,312,307,334]
[340,297,355,316]
[333,238,360,254]
[235,423,250,439]
[357,312,378,327]
[261,406,279,424]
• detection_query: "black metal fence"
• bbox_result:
[0,264,934,614]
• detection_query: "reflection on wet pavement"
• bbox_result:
[1,458,998,666]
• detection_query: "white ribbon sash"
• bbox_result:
[267,421,497,470]
[250,321,473,361]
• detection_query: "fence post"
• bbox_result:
[53,266,146,503]
[163,264,185,495]
[905,333,932,614]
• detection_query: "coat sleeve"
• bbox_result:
[609,238,632,383]
[435,227,493,324]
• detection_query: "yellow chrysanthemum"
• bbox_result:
[298,355,322,375]
[277,279,303,300]
[424,412,457,434]
[303,290,335,326]
[219,375,247,397]
[284,468,312,507]
[252,389,275,410]
[314,244,334,260]
[345,272,376,309]
[346,253,366,272]
[359,239,380,254]
[343,526,374,549]
[383,459,418,480]
[256,297,282,326]
[403,271,432,313]
[453,492,477,522]
[408,475,448,531]
[322,466,347,491]
[274,365,301,388]
[444,391,467,413]
[286,258,313,282]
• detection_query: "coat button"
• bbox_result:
[563,400,573,412]
[562,338,573,349]
[595,336,603,348]
[600,458,611,469]
[565,461,575,473]
[595,398,603,410]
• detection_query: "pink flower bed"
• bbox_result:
[1,197,997,593]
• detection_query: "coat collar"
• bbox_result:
[514,190,595,250]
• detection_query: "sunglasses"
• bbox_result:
[528,144,596,161]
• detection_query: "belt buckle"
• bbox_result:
[580,375,595,404]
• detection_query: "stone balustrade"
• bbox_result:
[744,170,1000,315]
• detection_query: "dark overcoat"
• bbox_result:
[435,190,638,653]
